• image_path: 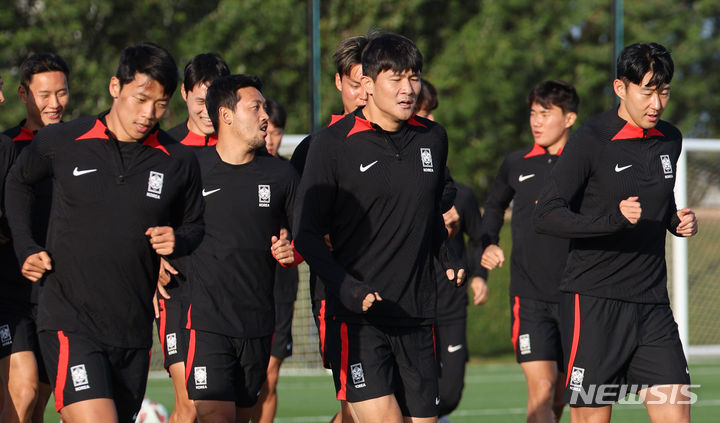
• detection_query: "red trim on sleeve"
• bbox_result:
[336,322,349,401]
[54,331,70,411]
[347,117,375,138]
[565,294,582,387]
[511,296,521,354]
[75,120,110,141]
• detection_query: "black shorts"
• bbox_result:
[38,330,150,422]
[510,296,563,365]
[0,308,50,384]
[185,329,271,407]
[435,319,468,416]
[312,300,337,369]
[330,322,439,418]
[271,301,294,359]
[561,293,690,407]
[154,296,189,369]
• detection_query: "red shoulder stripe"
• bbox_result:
[75,120,109,141]
[143,132,170,155]
[347,116,374,138]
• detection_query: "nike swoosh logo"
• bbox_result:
[435,397,440,405]
[448,344,463,353]
[202,188,221,197]
[615,164,632,172]
[73,167,97,176]
[359,161,378,172]
[518,174,535,182]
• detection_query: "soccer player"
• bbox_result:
[155,52,230,423]
[481,80,578,423]
[166,53,230,149]
[1,52,70,423]
[289,35,369,423]
[184,74,301,423]
[414,78,489,423]
[534,43,696,423]
[250,97,300,423]
[4,42,204,423]
[294,33,464,423]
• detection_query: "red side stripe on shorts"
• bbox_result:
[565,294,581,387]
[185,304,192,330]
[158,298,167,354]
[432,324,437,361]
[54,331,70,411]
[319,300,327,361]
[185,329,197,385]
[336,322,349,401]
[511,296,520,354]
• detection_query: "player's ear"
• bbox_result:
[613,79,627,101]
[334,73,343,92]
[564,112,577,129]
[361,75,374,97]
[220,106,233,126]
[108,76,121,99]
[181,84,188,102]
[17,84,28,105]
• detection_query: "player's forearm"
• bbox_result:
[533,195,629,238]
[4,175,44,261]
[170,218,204,258]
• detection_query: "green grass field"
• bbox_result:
[43,359,720,422]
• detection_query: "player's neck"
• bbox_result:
[546,134,568,155]
[23,115,43,132]
[216,136,256,165]
[362,100,403,132]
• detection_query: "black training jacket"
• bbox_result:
[534,109,682,304]
[4,112,204,348]
[187,148,298,338]
[294,109,451,326]
[482,144,570,303]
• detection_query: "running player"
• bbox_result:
[481,80,578,423]
[534,43,696,423]
[1,52,70,423]
[251,97,300,423]
[289,35,369,423]
[155,52,230,423]
[184,74,301,423]
[4,42,204,423]
[294,33,464,423]
[415,79,489,423]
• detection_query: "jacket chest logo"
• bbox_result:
[258,184,271,207]
[660,155,673,179]
[420,148,434,172]
[146,171,164,199]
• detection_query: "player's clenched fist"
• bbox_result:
[481,244,505,270]
[22,251,52,282]
[145,226,175,256]
[676,208,698,237]
[362,291,382,312]
[619,196,642,224]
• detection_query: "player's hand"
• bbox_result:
[158,257,178,287]
[443,206,460,238]
[676,208,698,237]
[146,226,175,255]
[619,196,642,224]
[446,268,466,287]
[271,235,294,265]
[22,251,52,282]
[481,244,505,270]
[470,277,489,305]
[439,241,466,286]
[362,291,382,312]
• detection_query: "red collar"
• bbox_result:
[611,123,664,141]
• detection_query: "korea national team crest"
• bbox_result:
[194,366,208,389]
[71,364,90,391]
[420,148,434,172]
[258,184,271,207]
[0,324,11,346]
[350,363,366,388]
[660,155,673,179]
[569,366,585,392]
[146,171,164,199]
[518,334,531,355]
[166,333,177,355]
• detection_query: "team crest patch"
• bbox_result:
[194,366,208,389]
[569,366,585,392]
[0,324,12,346]
[146,171,164,199]
[660,155,673,179]
[420,148,434,172]
[258,185,271,207]
[166,333,177,355]
[71,364,90,391]
[519,334,531,355]
[350,363,366,388]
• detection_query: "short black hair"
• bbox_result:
[416,79,438,112]
[115,42,178,97]
[19,53,70,88]
[333,36,369,78]
[527,80,579,114]
[183,53,230,93]
[206,74,263,131]
[616,42,674,87]
[264,98,286,129]
[361,33,422,81]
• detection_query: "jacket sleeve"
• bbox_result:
[533,134,631,238]
[458,185,488,279]
[293,136,374,314]
[168,153,204,258]
[480,156,515,248]
[4,135,53,261]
